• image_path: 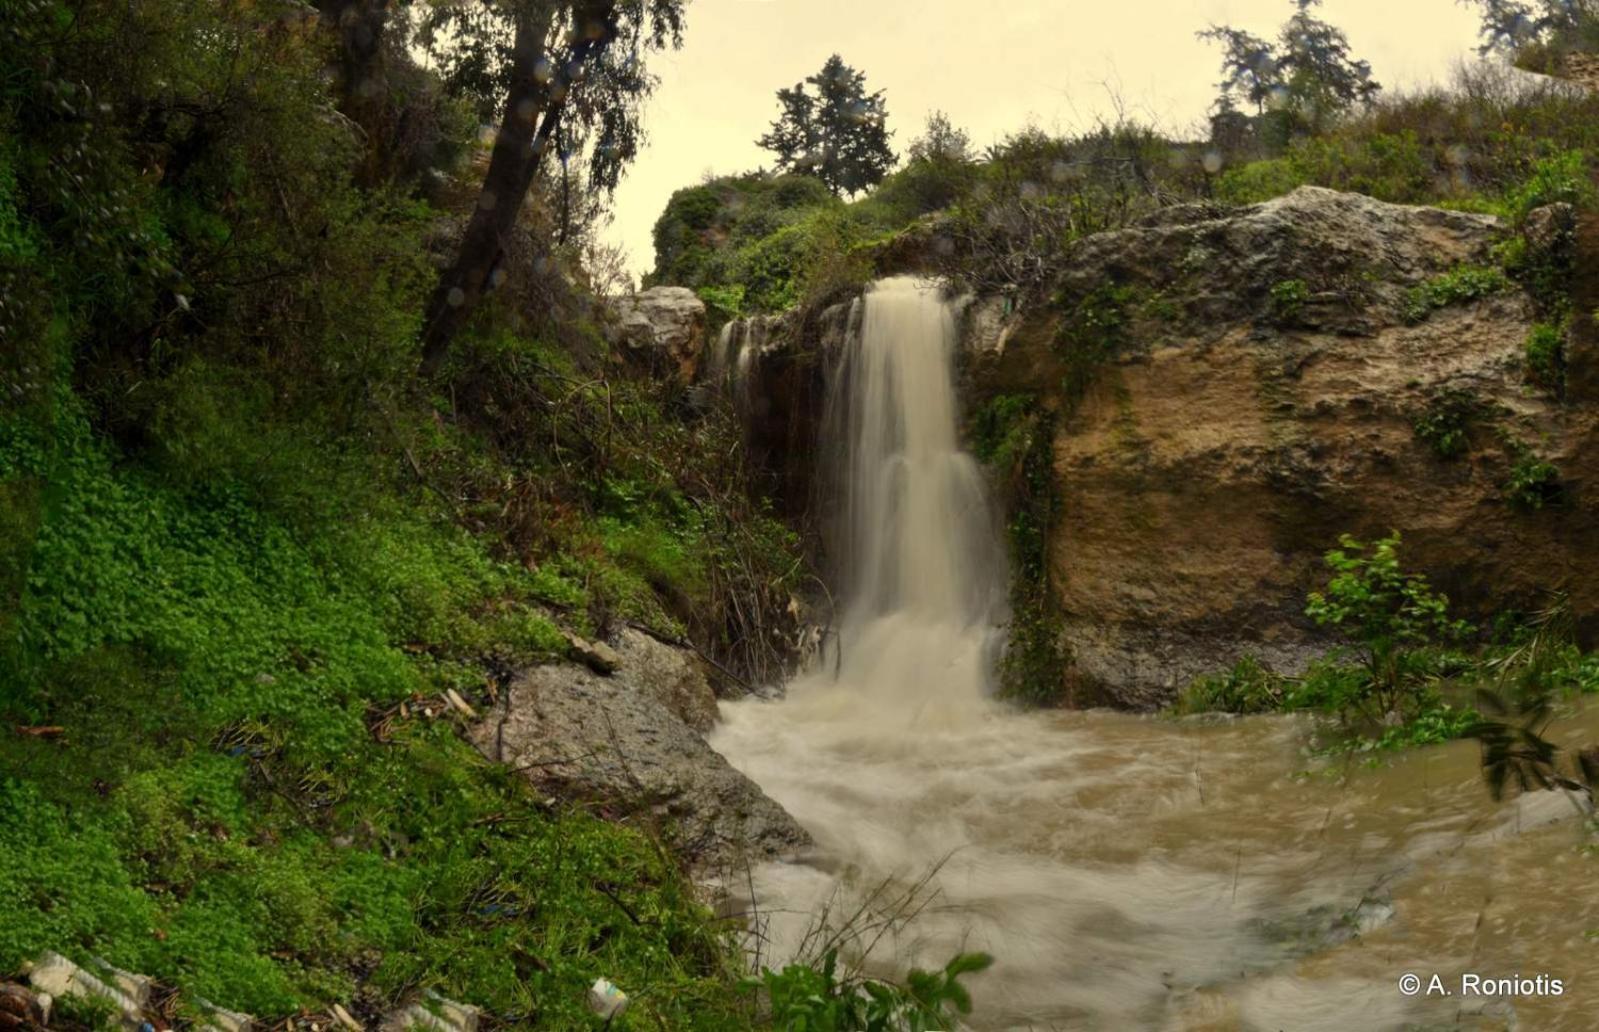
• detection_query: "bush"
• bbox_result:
[1304,532,1472,726]
[1269,278,1311,324]
[1503,149,1597,221]
[1524,322,1567,391]
[1505,451,1565,509]
[751,948,993,1032]
[1401,265,1510,323]
[1412,388,1486,459]
[1175,656,1286,715]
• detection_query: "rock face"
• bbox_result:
[470,632,810,870]
[607,286,706,382]
[973,186,1599,707]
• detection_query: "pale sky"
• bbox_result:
[603,0,1495,281]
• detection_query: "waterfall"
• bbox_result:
[821,277,1007,711]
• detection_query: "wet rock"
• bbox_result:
[1005,186,1599,705]
[470,660,810,871]
[380,991,478,1032]
[1521,202,1575,254]
[607,286,706,383]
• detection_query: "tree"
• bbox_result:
[415,0,684,374]
[1199,0,1380,135]
[907,110,972,163]
[1461,0,1597,55]
[756,54,895,197]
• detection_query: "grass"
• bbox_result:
[0,397,756,1027]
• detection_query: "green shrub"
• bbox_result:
[1524,322,1566,391]
[751,948,992,1032]
[1401,265,1510,323]
[1412,388,1485,458]
[1175,656,1286,715]
[1505,451,1564,509]
[1269,279,1311,324]
[1305,532,1472,726]
[1503,150,1597,222]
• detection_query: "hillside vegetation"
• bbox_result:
[1,2,803,1026]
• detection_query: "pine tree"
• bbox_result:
[756,54,895,197]
[1198,0,1379,134]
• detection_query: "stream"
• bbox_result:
[707,278,1599,1031]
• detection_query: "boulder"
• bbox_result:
[470,659,810,871]
[607,286,706,382]
[609,626,720,732]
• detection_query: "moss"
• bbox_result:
[1055,284,1140,408]
[969,395,1068,705]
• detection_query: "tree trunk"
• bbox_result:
[418,7,619,376]
[317,0,392,180]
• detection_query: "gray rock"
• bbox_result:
[565,632,622,675]
[471,661,810,871]
[607,286,706,382]
[609,626,720,732]
[1060,185,1503,335]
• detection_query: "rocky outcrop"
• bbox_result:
[970,186,1599,707]
[607,286,706,382]
[469,630,810,871]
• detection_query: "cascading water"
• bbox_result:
[709,278,1599,1030]
[823,277,1006,717]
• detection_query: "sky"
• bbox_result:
[603,0,1494,281]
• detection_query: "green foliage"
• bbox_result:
[648,173,880,311]
[1198,3,1381,137]
[1174,656,1286,716]
[0,1,811,1025]
[969,395,1068,705]
[1056,285,1138,404]
[1525,322,1567,391]
[1503,149,1596,221]
[1504,450,1565,509]
[1401,265,1510,323]
[1269,278,1311,323]
[756,54,896,198]
[752,948,992,1032]
[1412,388,1485,459]
[1304,532,1472,726]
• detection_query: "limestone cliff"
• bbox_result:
[974,187,1599,707]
